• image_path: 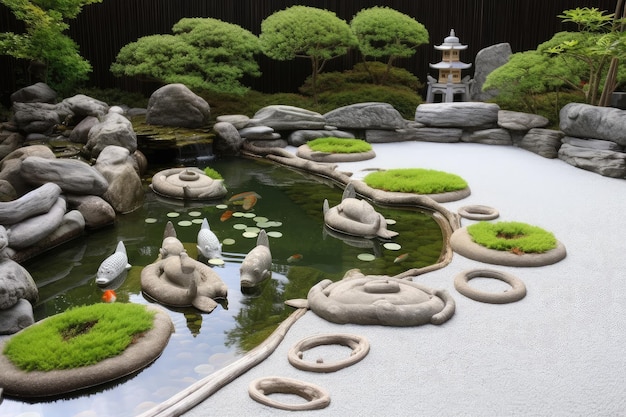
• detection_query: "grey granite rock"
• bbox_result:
[239,126,278,139]
[68,115,98,143]
[324,102,406,130]
[12,102,61,133]
[252,105,326,130]
[462,128,512,145]
[21,156,109,195]
[0,299,34,335]
[0,131,24,161]
[95,146,144,213]
[0,182,62,225]
[65,195,116,229]
[498,110,549,131]
[0,253,38,310]
[213,122,243,156]
[10,82,57,104]
[7,197,66,249]
[216,114,250,129]
[84,112,137,158]
[415,102,500,128]
[560,103,626,146]
[558,142,626,178]
[470,43,512,102]
[518,128,564,158]
[146,84,210,128]
[561,136,624,151]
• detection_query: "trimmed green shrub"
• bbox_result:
[308,137,372,153]
[3,303,155,371]
[467,221,558,253]
[364,168,468,194]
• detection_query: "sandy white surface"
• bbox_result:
[178,141,626,416]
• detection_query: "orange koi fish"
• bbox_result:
[287,254,303,263]
[228,191,261,203]
[220,210,233,222]
[102,289,117,303]
[393,253,409,264]
[242,195,257,210]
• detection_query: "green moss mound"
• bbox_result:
[3,303,155,372]
[363,168,468,194]
[308,137,372,154]
[467,221,557,253]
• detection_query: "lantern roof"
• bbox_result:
[429,61,472,70]
[434,29,468,51]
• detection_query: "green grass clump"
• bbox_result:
[308,137,372,154]
[3,303,155,372]
[203,167,223,180]
[467,221,557,253]
[363,168,468,194]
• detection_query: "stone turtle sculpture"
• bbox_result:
[307,269,455,326]
[141,231,228,313]
[323,183,398,239]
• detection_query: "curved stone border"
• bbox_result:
[248,376,330,411]
[288,333,370,373]
[296,144,376,162]
[454,268,526,304]
[457,205,499,220]
[450,227,567,267]
[0,305,173,398]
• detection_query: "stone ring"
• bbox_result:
[457,205,499,220]
[248,377,330,410]
[454,268,526,304]
[288,333,370,373]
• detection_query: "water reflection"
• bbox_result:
[3,157,443,417]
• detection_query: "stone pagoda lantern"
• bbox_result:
[426,29,473,102]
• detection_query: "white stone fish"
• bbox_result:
[240,229,272,288]
[197,218,222,260]
[96,241,131,286]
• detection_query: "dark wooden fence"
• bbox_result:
[0,0,618,104]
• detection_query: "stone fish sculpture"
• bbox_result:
[240,230,272,288]
[307,269,455,326]
[141,226,228,313]
[197,218,221,260]
[96,241,131,286]
[323,183,398,239]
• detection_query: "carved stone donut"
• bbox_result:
[288,333,370,372]
[457,205,499,220]
[248,377,330,410]
[454,268,526,304]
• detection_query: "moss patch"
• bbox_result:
[364,168,468,194]
[467,221,557,254]
[3,303,155,372]
[203,167,223,180]
[308,137,372,154]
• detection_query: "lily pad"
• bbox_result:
[188,211,202,217]
[222,238,236,245]
[232,212,245,218]
[208,259,225,266]
[145,218,158,224]
[216,204,228,210]
[178,220,192,227]
[357,253,376,261]
[266,231,283,238]
[233,224,247,230]
[166,212,180,218]
[243,231,258,238]
[383,243,402,251]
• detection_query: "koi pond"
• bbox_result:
[2,156,444,417]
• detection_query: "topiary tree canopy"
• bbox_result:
[110,17,261,95]
[350,6,429,84]
[0,0,102,94]
[259,5,357,102]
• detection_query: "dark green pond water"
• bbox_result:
[2,156,443,417]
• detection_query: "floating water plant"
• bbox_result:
[3,304,155,372]
[466,221,557,254]
[203,167,223,180]
[308,137,373,153]
[364,168,468,194]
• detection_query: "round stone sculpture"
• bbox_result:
[288,333,370,373]
[457,205,499,221]
[454,268,526,304]
[141,236,228,313]
[248,377,330,411]
[323,183,398,239]
[150,167,227,200]
[307,269,455,326]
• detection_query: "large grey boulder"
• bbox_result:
[238,126,280,140]
[11,102,61,133]
[324,102,406,130]
[0,145,56,195]
[21,156,109,195]
[69,115,99,143]
[498,110,549,131]
[95,146,144,213]
[61,94,108,118]
[561,136,624,152]
[560,103,626,146]
[252,105,326,130]
[288,129,355,147]
[84,112,137,159]
[0,131,24,160]
[10,82,57,104]
[415,102,500,128]
[518,128,564,158]
[470,43,512,101]
[212,122,243,156]
[462,128,512,146]
[7,197,67,249]
[65,195,116,229]
[0,299,34,335]
[0,182,62,225]
[216,114,250,129]
[0,241,38,310]
[558,143,626,178]
[146,83,210,128]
